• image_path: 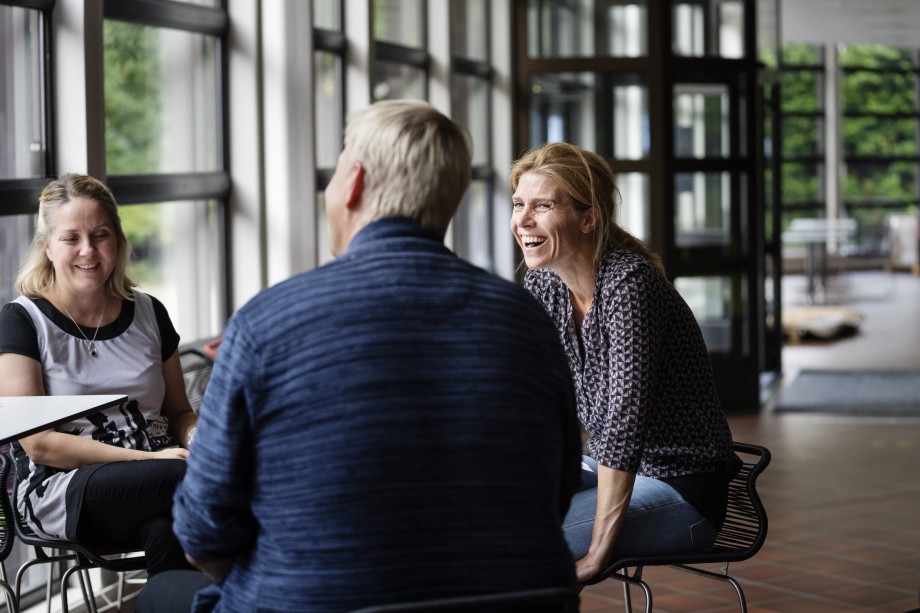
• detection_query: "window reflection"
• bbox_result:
[673,1,745,58]
[528,0,647,58]
[0,5,46,179]
[373,61,425,101]
[613,81,649,159]
[123,200,221,341]
[450,0,488,61]
[530,73,596,150]
[452,74,490,167]
[314,0,341,30]
[104,21,219,174]
[0,214,34,304]
[675,171,731,246]
[674,84,730,159]
[374,0,424,47]
[673,275,744,353]
[314,52,343,169]
[616,172,650,243]
[453,181,492,270]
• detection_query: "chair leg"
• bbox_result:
[59,563,99,613]
[671,564,748,613]
[1,563,19,613]
[613,567,652,613]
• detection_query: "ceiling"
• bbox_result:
[781,0,920,47]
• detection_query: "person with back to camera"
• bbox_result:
[509,142,741,585]
[136,99,583,613]
[0,173,198,577]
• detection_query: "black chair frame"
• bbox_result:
[2,452,147,613]
[584,442,771,613]
[1,453,18,612]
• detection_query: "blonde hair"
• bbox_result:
[343,100,472,237]
[510,142,664,275]
[15,173,136,300]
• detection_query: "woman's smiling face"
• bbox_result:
[510,172,593,273]
[44,196,118,297]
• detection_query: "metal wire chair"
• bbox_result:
[583,442,771,613]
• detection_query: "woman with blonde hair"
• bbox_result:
[510,142,739,584]
[0,173,198,577]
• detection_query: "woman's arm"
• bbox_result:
[575,463,636,583]
[0,352,187,468]
[161,350,198,449]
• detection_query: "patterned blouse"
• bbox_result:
[524,248,737,479]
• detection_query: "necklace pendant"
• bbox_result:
[89,341,97,357]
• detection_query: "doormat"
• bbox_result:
[774,369,920,416]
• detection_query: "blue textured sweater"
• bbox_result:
[173,217,581,612]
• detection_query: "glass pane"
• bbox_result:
[316,190,334,266]
[781,43,821,65]
[673,1,745,58]
[613,81,649,159]
[616,172,650,243]
[451,74,490,167]
[757,0,779,66]
[672,2,704,57]
[314,0,341,30]
[0,213,34,305]
[104,21,220,174]
[843,161,917,203]
[675,171,731,247]
[122,200,222,341]
[674,84,730,158]
[0,6,46,179]
[782,115,823,157]
[782,161,823,204]
[843,116,917,157]
[374,0,423,47]
[718,1,744,59]
[527,0,592,58]
[673,275,744,353]
[606,1,647,57]
[450,0,488,61]
[529,73,596,151]
[314,51,343,169]
[843,69,916,114]
[840,44,916,70]
[373,60,425,101]
[780,69,822,112]
[453,180,492,270]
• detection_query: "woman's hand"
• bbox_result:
[578,465,637,583]
[150,447,189,461]
[575,551,607,583]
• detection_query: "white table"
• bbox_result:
[0,395,127,445]
[782,218,857,304]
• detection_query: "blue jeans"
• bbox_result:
[563,457,717,561]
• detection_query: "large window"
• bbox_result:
[778,42,920,257]
[314,0,345,266]
[450,0,495,270]
[102,1,229,342]
[0,1,51,308]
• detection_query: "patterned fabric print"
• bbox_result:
[525,248,736,478]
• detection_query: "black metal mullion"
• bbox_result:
[104,0,227,36]
[106,172,230,205]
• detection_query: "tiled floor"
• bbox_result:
[579,270,920,613]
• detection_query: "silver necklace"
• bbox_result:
[58,292,109,357]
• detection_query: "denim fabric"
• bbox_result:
[563,456,717,561]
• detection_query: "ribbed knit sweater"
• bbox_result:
[173,217,581,612]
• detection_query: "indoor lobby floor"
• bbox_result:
[579,270,920,613]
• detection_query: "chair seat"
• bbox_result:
[584,442,771,613]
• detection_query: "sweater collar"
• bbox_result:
[346,217,446,255]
